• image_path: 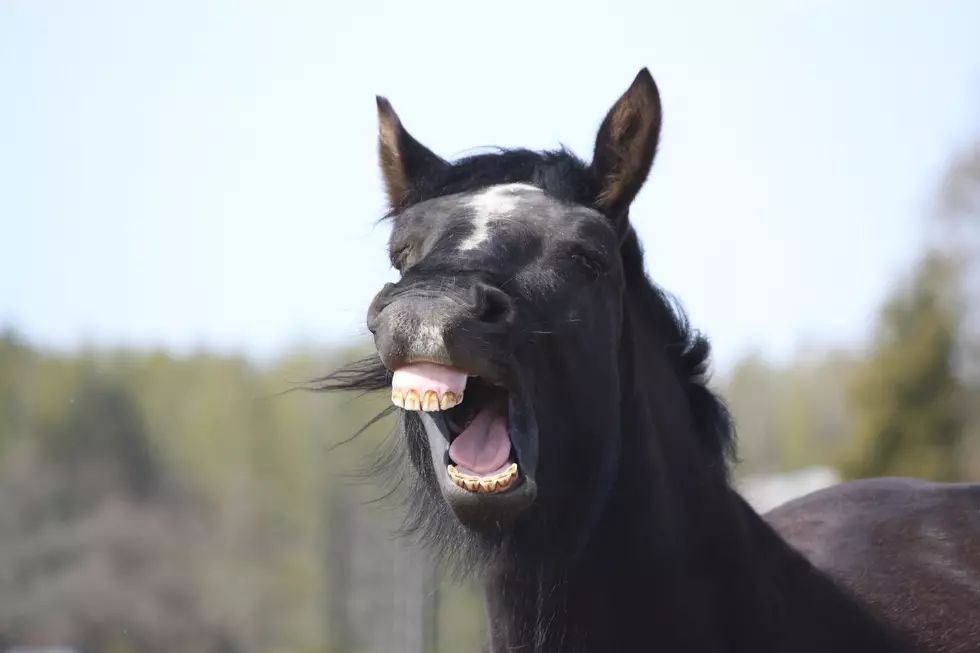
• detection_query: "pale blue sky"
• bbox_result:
[2,1,979,372]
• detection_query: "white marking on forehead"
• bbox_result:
[457,183,542,252]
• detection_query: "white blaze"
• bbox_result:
[457,183,541,251]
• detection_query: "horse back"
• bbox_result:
[765,477,980,653]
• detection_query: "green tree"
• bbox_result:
[723,347,861,476]
[840,251,967,481]
[935,132,980,477]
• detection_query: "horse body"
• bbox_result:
[767,477,980,653]
[321,68,980,652]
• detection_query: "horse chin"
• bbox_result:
[417,388,539,532]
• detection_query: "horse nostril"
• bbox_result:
[473,284,514,325]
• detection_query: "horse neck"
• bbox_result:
[480,281,910,653]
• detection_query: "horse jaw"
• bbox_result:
[417,384,538,532]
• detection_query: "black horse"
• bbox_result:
[320,69,980,652]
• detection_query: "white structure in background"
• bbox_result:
[736,466,841,514]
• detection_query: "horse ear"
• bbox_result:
[590,68,663,228]
[376,96,447,213]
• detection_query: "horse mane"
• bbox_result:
[619,227,738,472]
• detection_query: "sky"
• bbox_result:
[2,0,980,373]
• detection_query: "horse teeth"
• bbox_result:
[390,389,463,412]
[447,462,518,494]
[403,390,421,411]
[421,391,440,411]
[439,392,458,410]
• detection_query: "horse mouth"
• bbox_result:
[391,362,538,527]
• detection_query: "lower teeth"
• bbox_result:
[447,463,518,494]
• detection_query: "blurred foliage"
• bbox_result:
[0,332,486,653]
[721,347,862,478]
[839,251,968,481]
[724,126,980,484]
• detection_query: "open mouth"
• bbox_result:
[391,362,522,495]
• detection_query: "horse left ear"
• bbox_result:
[376,96,448,213]
[590,68,663,230]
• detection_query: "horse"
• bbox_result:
[317,68,980,652]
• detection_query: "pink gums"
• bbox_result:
[391,362,467,397]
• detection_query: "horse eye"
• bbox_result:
[568,246,608,281]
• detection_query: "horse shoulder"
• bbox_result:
[765,477,980,653]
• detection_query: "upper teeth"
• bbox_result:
[392,389,463,411]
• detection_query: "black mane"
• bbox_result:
[409,147,600,209]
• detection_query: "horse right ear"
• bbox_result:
[376,96,447,213]
[589,68,663,233]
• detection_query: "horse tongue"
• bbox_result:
[449,407,511,476]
